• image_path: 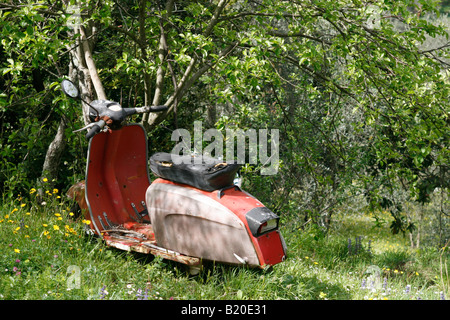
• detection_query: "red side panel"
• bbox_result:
[85,125,150,234]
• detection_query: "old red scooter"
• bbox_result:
[62,79,286,274]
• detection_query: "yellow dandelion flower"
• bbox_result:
[11,208,18,214]
[55,213,61,217]
[20,203,26,208]
[53,188,59,194]
[15,227,20,231]
[69,212,74,217]
[29,188,37,194]
[82,219,91,225]
[42,178,48,182]
[25,212,30,216]
[42,224,48,227]
[43,231,49,236]
[14,249,20,253]
[5,215,9,219]
[53,225,60,231]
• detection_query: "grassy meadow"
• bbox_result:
[0,182,448,301]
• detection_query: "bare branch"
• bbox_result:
[79,25,106,100]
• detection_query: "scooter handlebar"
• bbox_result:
[149,105,169,112]
[85,119,106,140]
[134,105,169,113]
[81,105,168,139]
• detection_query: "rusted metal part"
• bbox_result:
[103,235,201,266]
[66,180,89,216]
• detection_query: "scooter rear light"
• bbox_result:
[246,207,280,237]
[258,219,278,234]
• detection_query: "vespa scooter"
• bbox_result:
[62,79,287,273]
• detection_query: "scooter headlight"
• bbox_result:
[246,207,279,237]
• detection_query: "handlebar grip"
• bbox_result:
[85,120,106,140]
[149,105,169,112]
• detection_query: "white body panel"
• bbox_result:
[146,182,259,266]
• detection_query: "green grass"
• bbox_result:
[0,186,448,300]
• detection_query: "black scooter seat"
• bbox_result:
[149,152,241,192]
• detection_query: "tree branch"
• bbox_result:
[79,25,106,100]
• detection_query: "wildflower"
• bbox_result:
[136,288,143,300]
[30,188,37,194]
[14,249,20,253]
[15,259,20,263]
[69,212,74,217]
[319,292,327,299]
[11,208,18,214]
[42,178,48,182]
[43,224,48,227]
[126,284,135,294]
[405,285,411,294]
[82,219,91,225]
[20,203,26,208]
[100,285,108,300]
[25,212,30,216]
[53,188,59,194]
[361,279,367,289]
[53,225,60,231]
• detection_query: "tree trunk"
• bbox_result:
[40,116,67,192]
[40,12,105,192]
